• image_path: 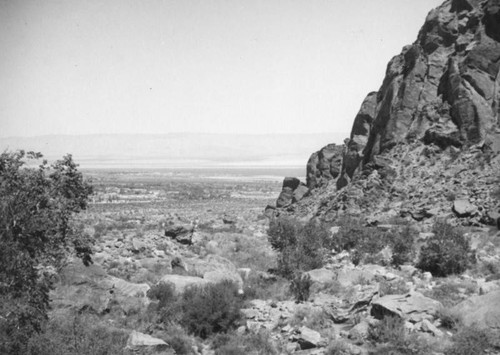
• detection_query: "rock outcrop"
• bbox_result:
[371,291,443,322]
[274,0,500,224]
[306,144,344,189]
[276,177,309,207]
[338,0,500,184]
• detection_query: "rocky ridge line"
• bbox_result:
[271,0,500,225]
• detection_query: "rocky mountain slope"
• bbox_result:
[273,0,500,227]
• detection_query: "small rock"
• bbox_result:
[420,319,443,337]
[246,321,263,333]
[296,326,322,350]
[453,200,479,217]
[330,226,341,235]
[422,272,433,282]
[241,308,259,319]
[293,184,309,203]
[479,280,500,295]
[237,267,252,281]
[125,331,170,352]
[348,321,370,340]
[400,265,418,277]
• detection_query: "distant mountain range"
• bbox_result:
[0,133,348,168]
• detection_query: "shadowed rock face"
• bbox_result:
[306,144,344,189]
[275,0,500,214]
[333,0,500,189]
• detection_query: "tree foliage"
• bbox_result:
[0,150,93,354]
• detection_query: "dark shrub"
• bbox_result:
[163,325,195,355]
[417,220,471,277]
[332,216,403,265]
[369,316,432,355]
[290,273,313,303]
[392,225,415,266]
[179,281,243,339]
[267,217,331,278]
[444,326,496,355]
[26,313,127,355]
[368,316,406,344]
[213,330,278,355]
[147,282,181,324]
[147,282,177,309]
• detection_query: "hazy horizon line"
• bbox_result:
[0,131,350,139]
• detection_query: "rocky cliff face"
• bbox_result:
[338,0,500,186]
[274,0,500,225]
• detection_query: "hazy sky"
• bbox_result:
[0,0,443,138]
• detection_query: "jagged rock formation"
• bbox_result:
[275,0,500,225]
[276,177,309,208]
[306,144,344,189]
[338,0,500,185]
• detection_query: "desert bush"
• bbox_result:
[179,281,243,339]
[332,216,409,266]
[378,278,410,296]
[242,273,290,301]
[423,279,476,307]
[368,316,406,344]
[444,325,496,355]
[437,307,462,330]
[212,330,279,355]
[147,282,177,309]
[267,217,331,278]
[25,313,127,355]
[372,332,433,355]
[163,325,196,355]
[417,220,471,277]
[392,225,416,266]
[369,316,432,355]
[325,340,352,355]
[317,279,346,297]
[289,305,330,331]
[290,273,313,303]
[147,282,182,325]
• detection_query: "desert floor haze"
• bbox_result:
[0,133,347,169]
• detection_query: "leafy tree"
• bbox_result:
[0,150,93,354]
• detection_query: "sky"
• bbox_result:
[0,0,443,138]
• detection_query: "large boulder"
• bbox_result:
[306,144,344,189]
[371,291,443,322]
[276,177,309,207]
[451,290,500,338]
[324,0,500,192]
[276,187,294,208]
